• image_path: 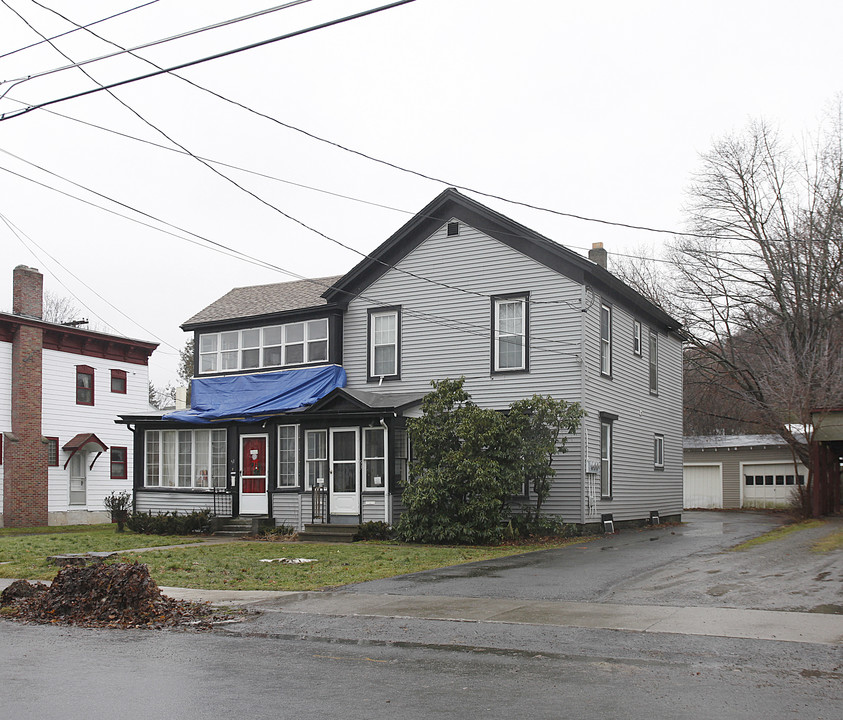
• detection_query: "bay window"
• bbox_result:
[144,429,226,488]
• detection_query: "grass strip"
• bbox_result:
[113,538,585,591]
[0,528,202,579]
[811,529,843,553]
[731,519,825,551]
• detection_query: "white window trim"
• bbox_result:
[649,330,658,394]
[600,304,612,376]
[277,424,299,488]
[633,320,642,356]
[600,420,612,498]
[144,429,227,489]
[304,429,328,491]
[198,318,329,374]
[363,426,388,492]
[370,309,399,379]
[654,434,664,468]
[493,296,527,372]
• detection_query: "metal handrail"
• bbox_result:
[312,484,328,523]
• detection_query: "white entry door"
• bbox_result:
[69,453,87,506]
[330,428,359,516]
[240,434,268,515]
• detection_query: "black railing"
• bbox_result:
[212,486,233,517]
[312,485,328,523]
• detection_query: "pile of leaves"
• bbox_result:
[0,562,219,629]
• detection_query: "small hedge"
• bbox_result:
[125,510,211,536]
[506,511,576,539]
[355,521,393,541]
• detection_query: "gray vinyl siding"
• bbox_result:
[684,445,804,509]
[343,221,587,523]
[135,491,220,514]
[362,495,386,523]
[583,299,684,522]
[272,493,301,528]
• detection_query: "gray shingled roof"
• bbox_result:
[183,275,343,327]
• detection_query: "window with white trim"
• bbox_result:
[304,430,327,490]
[600,304,612,376]
[363,427,386,489]
[493,295,527,371]
[370,309,399,378]
[144,429,226,488]
[649,330,658,394]
[277,425,298,488]
[600,420,612,497]
[653,434,664,468]
[633,320,642,356]
[198,318,329,373]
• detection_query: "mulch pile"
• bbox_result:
[1,562,221,629]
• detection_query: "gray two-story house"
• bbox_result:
[120,188,683,530]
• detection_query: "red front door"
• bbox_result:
[240,435,268,514]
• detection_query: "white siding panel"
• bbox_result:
[0,340,10,518]
[362,495,386,524]
[42,349,149,514]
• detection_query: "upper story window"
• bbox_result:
[199,318,329,374]
[111,369,127,394]
[493,295,528,372]
[633,320,642,356]
[76,365,94,405]
[649,330,658,394]
[369,308,400,380]
[600,304,612,377]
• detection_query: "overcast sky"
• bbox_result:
[1,0,841,389]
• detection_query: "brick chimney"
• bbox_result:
[13,265,43,318]
[589,242,608,270]
[4,265,48,527]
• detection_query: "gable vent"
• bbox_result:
[447,221,460,237]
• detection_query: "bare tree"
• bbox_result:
[42,291,86,325]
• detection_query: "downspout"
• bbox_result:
[579,284,588,526]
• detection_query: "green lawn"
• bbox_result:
[0,526,202,580]
[730,519,826,551]
[0,527,586,591]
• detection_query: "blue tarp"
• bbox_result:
[163,365,346,424]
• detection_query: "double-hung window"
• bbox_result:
[363,427,386,489]
[600,304,612,376]
[493,295,528,372]
[369,308,400,380]
[278,425,298,488]
[110,447,128,479]
[76,365,94,405]
[633,320,642,356]
[649,331,658,394]
[110,369,127,393]
[600,415,614,498]
[304,430,327,490]
[653,434,664,469]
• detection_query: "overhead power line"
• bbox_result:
[0,0,312,96]
[0,0,160,61]
[0,0,417,118]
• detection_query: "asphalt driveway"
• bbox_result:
[342,511,843,614]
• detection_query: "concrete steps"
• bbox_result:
[297,523,359,543]
[212,517,267,537]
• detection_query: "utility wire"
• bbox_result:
[0,0,417,116]
[0,0,160,61]
[0,0,312,96]
[0,210,179,352]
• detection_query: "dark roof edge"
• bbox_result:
[0,312,158,350]
[322,188,680,331]
[181,302,341,332]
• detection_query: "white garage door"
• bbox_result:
[684,464,722,508]
[742,462,808,508]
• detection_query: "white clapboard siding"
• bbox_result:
[272,493,301,529]
[583,297,684,522]
[41,349,149,514]
[0,341,9,516]
[361,495,386,524]
[135,491,216,514]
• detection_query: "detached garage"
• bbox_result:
[684,435,807,510]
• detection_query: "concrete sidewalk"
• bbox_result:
[3,577,840,645]
[160,586,843,646]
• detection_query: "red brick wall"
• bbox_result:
[4,266,47,527]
